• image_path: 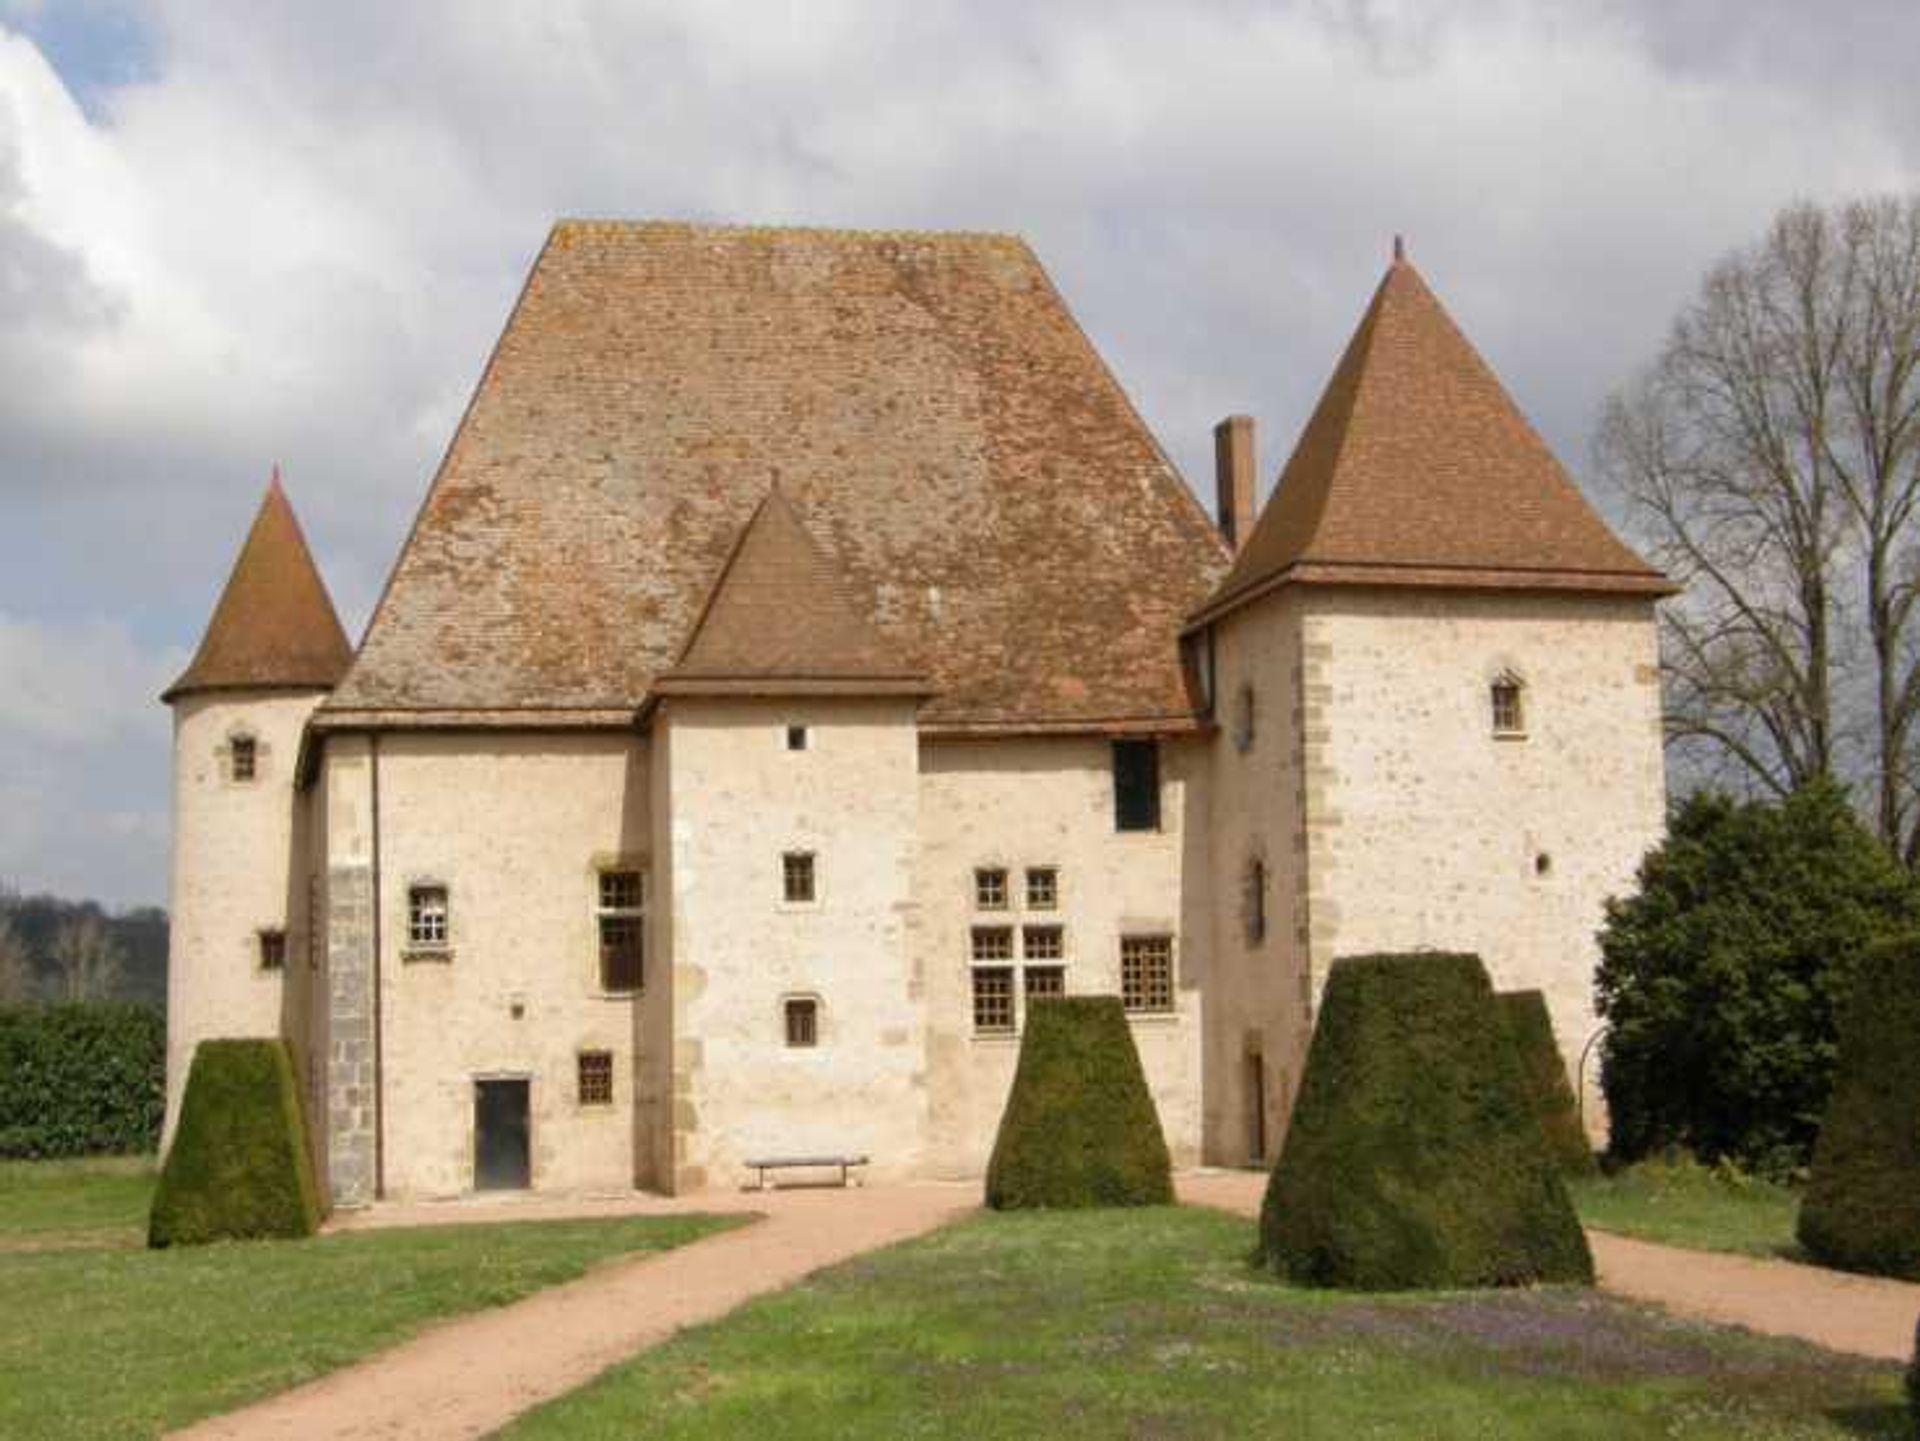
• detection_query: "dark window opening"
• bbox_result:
[1112,740,1161,832]
[786,724,809,751]
[783,851,817,904]
[784,997,819,1048]
[258,929,286,971]
[577,1051,613,1106]
[230,735,257,782]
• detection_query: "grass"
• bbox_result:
[505,1205,1907,1439]
[1570,1157,1803,1258]
[0,1159,747,1440]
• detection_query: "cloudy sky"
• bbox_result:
[2,0,1917,908]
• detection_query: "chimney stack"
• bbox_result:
[1213,415,1255,552]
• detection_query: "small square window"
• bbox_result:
[784,997,819,1048]
[1025,867,1058,910]
[1024,965,1066,1002]
[407,885,448,948]
[971,926,1014,963]
[1121,935,1175,1014]
[229,735,257,782]
[972,967,1015,1034]
[974,867,1008,910]
[1022,925,1064,962]
[786,724,809,752]
[577,1051,613,1106]
[258,929,286,971]
[783,851,817,904]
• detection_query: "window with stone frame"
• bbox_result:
[783,851,817,904]
[407,884,449,949]
[1023,965,1066,1003]
[257,928,286,971]
[229,733,258,783]
[971,967,1015,1034]
[577,1050,614,1106]
[974,867,1008,910]
[597,868,646,992]
[1024,866,1058,910]
[1491,674,1526,736]
[784,996,819,1048]
[1022,924,1063,962]
[1121,935,1175,1014]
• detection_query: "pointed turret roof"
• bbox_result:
[1193,247,1672,626]
[164,471,353,702]
[652,485,928,698]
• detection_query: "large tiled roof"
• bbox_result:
[164,473,352,701]
[325,221,1228,731]
[1194,251,1672,626]
[653,486,928,698]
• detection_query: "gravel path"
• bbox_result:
[1177,1169,1920,1362]
[169,1182,975,1441]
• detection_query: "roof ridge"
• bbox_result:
[550,217,1029,247]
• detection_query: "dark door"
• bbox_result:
[475,1079,530,1190]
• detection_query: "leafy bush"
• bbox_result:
[1596,781,1920,1177]
[1796,935,1920,1279]
[0,1003,164,1157]
[149,1039,322,1247]
[1496,990,1596,1176]
[985,996,1173,1209]
[1260,953,1593,1290]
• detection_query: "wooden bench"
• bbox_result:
[744,1154,869,1190]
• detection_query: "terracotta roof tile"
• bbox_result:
[325,221,1228,730]
[1196,253,1671,624]
[164,473,352,701]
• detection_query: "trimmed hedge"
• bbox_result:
[1260,953,1593,1290]
[149,1039,322,1247]
[1496,990,1596,1177]
[0,1003,164,1157]
[986,995,1173,1209]
[1797,936,1920,1279]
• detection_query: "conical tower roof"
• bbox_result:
[652,484,929,698]
[1194,246,1672,625]
[164,472,353,702]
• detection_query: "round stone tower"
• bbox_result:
[161,471,352,1146]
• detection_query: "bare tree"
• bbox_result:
[49,913,124,1003]
[1600,197,1920,855]
[0,909,33,1004]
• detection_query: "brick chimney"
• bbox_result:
[1213,415,1255,551]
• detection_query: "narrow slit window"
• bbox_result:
[407,885,449,949]
[1244,858,1267,945]
[784,997,819,1048]
[597,868,646,992]
[783,851,817,904]
[1121,935,1175,1014]
[577,1050,613,1106]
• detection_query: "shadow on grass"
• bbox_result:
[1823,1401,1910,1438]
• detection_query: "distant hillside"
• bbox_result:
[0,891,167,1011]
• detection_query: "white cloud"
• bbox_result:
[0,1,1918,904]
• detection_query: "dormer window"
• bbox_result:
[1490,674,1526,737]
[229,734,258,783]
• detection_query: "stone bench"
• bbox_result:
[744,1154,869,1190]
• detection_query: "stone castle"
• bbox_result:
[163,222,1672,1205]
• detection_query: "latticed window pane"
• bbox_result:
[600,916,644,992]
[972,967,1015,1033]
[1024,965,1066,1001]
[577,1051,613,1105]
[971,926,1013,962]
[785,997,819,1048]
[1022,925,1063,961]
[974,867,1008,910]
[408,886,448,947]
[783,852,817,903]
[1491,680,1525,734]
[1025,867,1058,910]
[1121,935,1174,1013]
[599,870,643,912]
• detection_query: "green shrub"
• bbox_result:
[0,1003,164,1157]
[1260,953,1593,1290]
[1797,936,1920,1279]
[149,1039,322,1247]
[1596,781,1920,1177]
[985,996,1173,1209]
[1496,990,1596,1177]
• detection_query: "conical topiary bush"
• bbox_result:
[1797,935,1920,1279]
[985,996,1173,1209]
[1260,953,1593,1290]
[149,1038,322,1247]
[1496,989,1597,1177]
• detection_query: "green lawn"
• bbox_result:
[506,1206,1906,1440]
[1570,1158,1803,1258]
[0,1159,746,1440]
